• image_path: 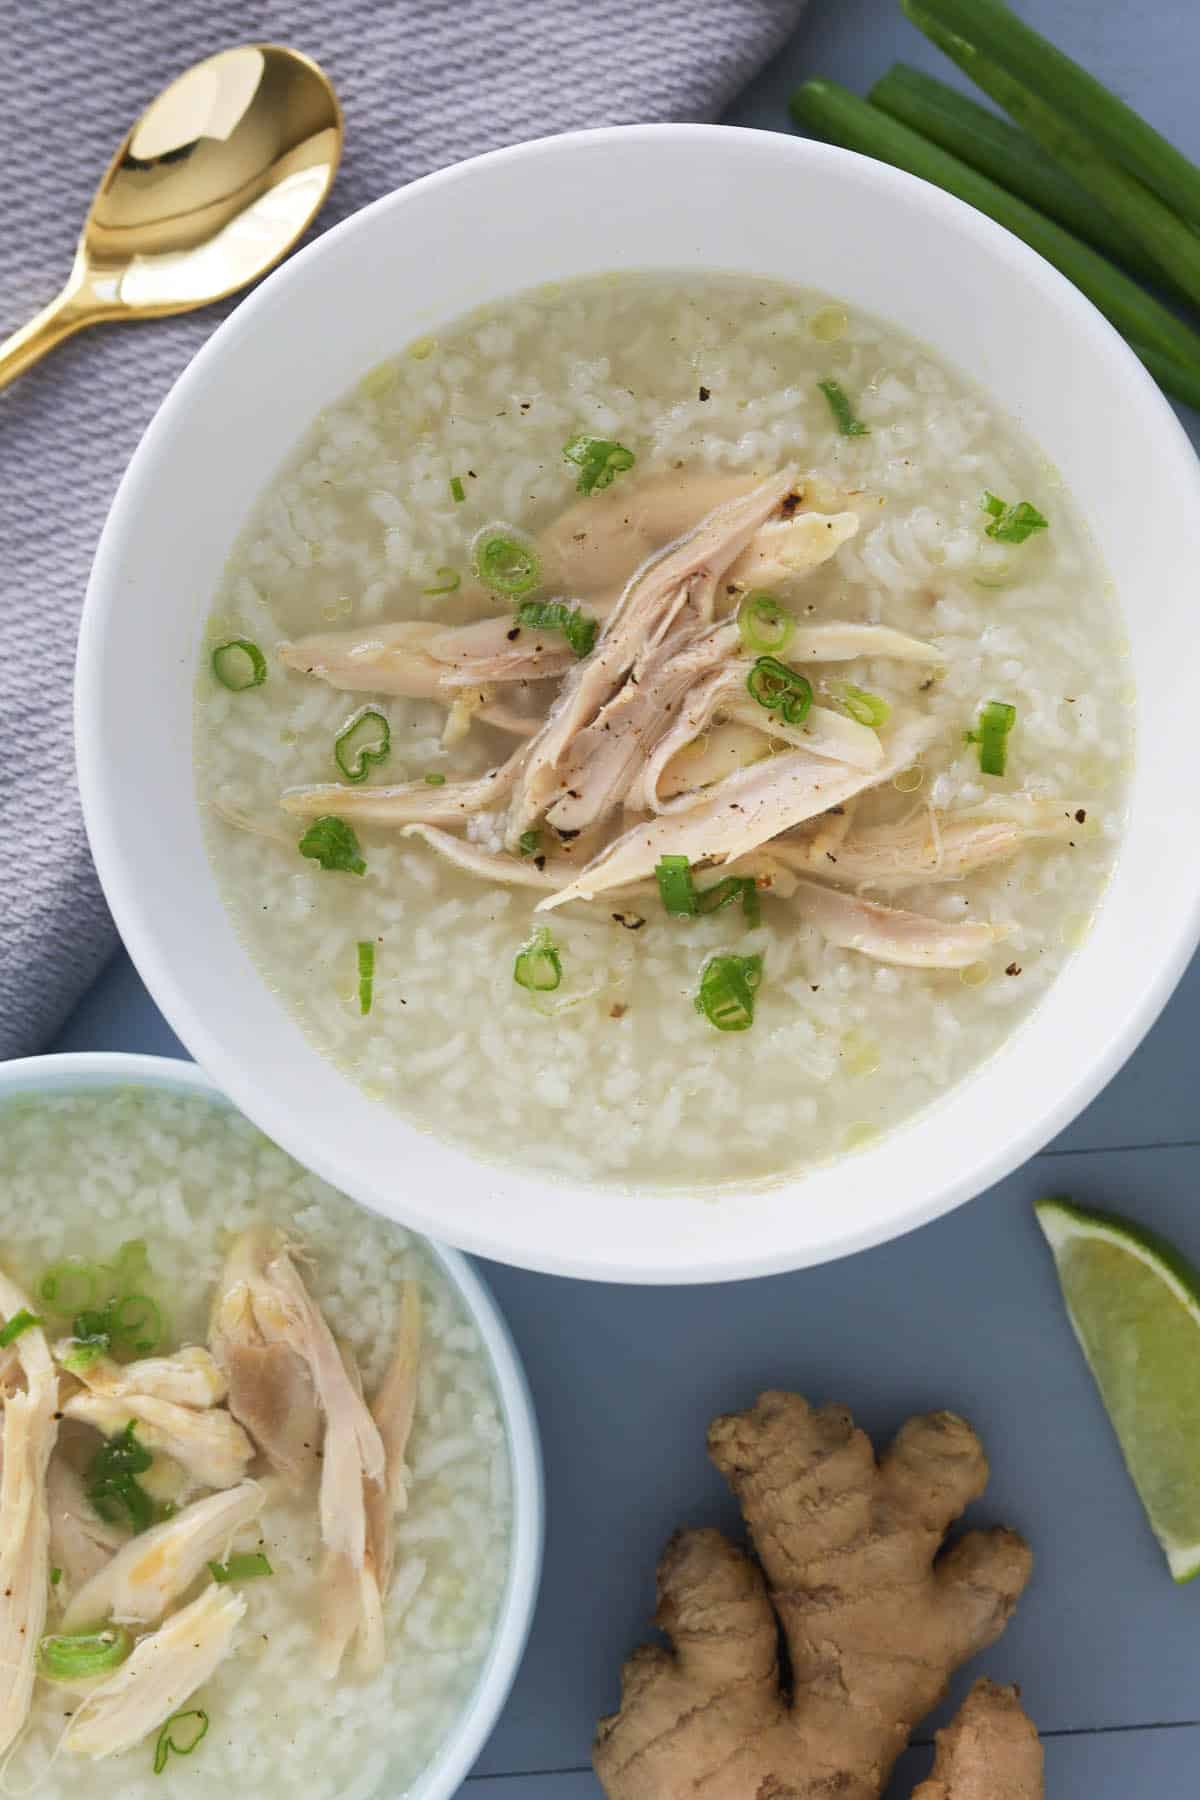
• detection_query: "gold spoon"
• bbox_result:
[0,44,343,391]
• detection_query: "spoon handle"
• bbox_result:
[0,270,98,394]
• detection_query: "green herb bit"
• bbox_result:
[87,1422,158,1535]
[208,1552,273,1583]
[737,590,795,656]
[0,1308,41,1348]
[450,475,466,503]
[154,1710,210,1775]
[966,698,1018,777]
[517,830,541,857]
[696,953,764,1033]
[37,1259,98,1314]
[423,772,446,786]
[474,530,541,597]
[833,682,891,729]
[106,1294,162,1355]
[211,638,267,692]
[818,378,870,436]
[39,1627,132,1683]
[514,926,563,993]
[50,1568,62,1586]
[62,1331,110,1373]
[357,941,375,1016]
[980,491,1049,543]
[334,708,391,783]
[696,876,762,928]
[514,600,598,659]
[562,434,636,496]
[298,816,366,875]
[655,855,698,917]
[423,566,461,596]
[746,656,813,727]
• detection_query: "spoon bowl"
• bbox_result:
[0,44,341,388]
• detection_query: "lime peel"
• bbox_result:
[1036,1195,1200,1583]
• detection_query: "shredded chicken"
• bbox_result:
[211,1229,383,1566]
[210,1231,322,1494]
[62,1584,245,1760]
[63,1393,254,1492]
[775,799,1082,889]
[281,738,527,827]
[790,876,1007,968]
[58,1344,227,1409]
[0,1271,58,1758]
[62,1482,264,1633]
[320,1282,423,1679]
[785,623,943,663]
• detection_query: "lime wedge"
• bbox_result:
[1036,1196,1200,1582]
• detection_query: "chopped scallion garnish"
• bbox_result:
[818,378,870,436]
[980,491,1049,543]
[334,708,391,783]
[449,475,466,503]
[697,876,762,928]
[87,1423,158,1535]
[208,1552,273,1583]
[746,656,813,727]
[737,590,795,656]
[562,434,636,496]
[49,1567,62,1586]
[695,954,764,1033]
[517,830,541,857]
[422,566,461,596]
[154,1710,209,1775]
[833,682,891,729]
[514,926,562,993]
[474,531,541,597]
[0,1309,41,1348]
[357,941,375,1016]
[966,699,1017,776]
[39,1627,132,1683]
[514,600,597,659]
[211,639,267,692]
[298,816,366,875]
[423,772,446,786]
[37,1260,97,1314]
[655,855,697,916]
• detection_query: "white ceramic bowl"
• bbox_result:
[0,1051,543,1800]
[77,125,1200,1283]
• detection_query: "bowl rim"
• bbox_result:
[75,122,1200,1284]
[0,1050,545,1800]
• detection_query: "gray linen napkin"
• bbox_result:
[0,0,803,1059]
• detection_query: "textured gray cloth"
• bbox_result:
[0,0,802,1059]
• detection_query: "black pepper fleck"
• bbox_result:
[698,385,711,402]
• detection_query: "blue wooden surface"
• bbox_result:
[48,0,1200,1792]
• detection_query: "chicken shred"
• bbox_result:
[58,1343,227,1409]
[0,1270,58,1759]
[63,1392,254,1492]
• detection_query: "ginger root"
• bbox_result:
[915,1680,1044,1799]
[594,1391,1040,1800]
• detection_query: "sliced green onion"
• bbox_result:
[423,772,446,786]
[967,699,1017,776]
[562,435,637,496]
[298,816,366,875]
[334,708,391,783]
[0,1309,41,1348]
[981,491,1049,544]
[154,1710,209,1775]
[38,1260,98,1314]
[833,682,891,729]
[517,830,541,857]
[695,954,764,1033]
[474,530,541,597]
[357,941,375,1016]
[50,1568,62,1587]
[39,1627,132,1683]
[87,1422,158,1535]
[514,600,598,659]
[107,1295,162,1356]
[208,1552,273,1583]
[62,1331,110,1373]
[817,378,870,436]
[211,639,267,692]
[423,566,461,596]
[737,591,795,656]
[696,877,762,928]
[746,656,813,727]
[449,475,466,504]
[655,855,698,917]
[514,926,562,993]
